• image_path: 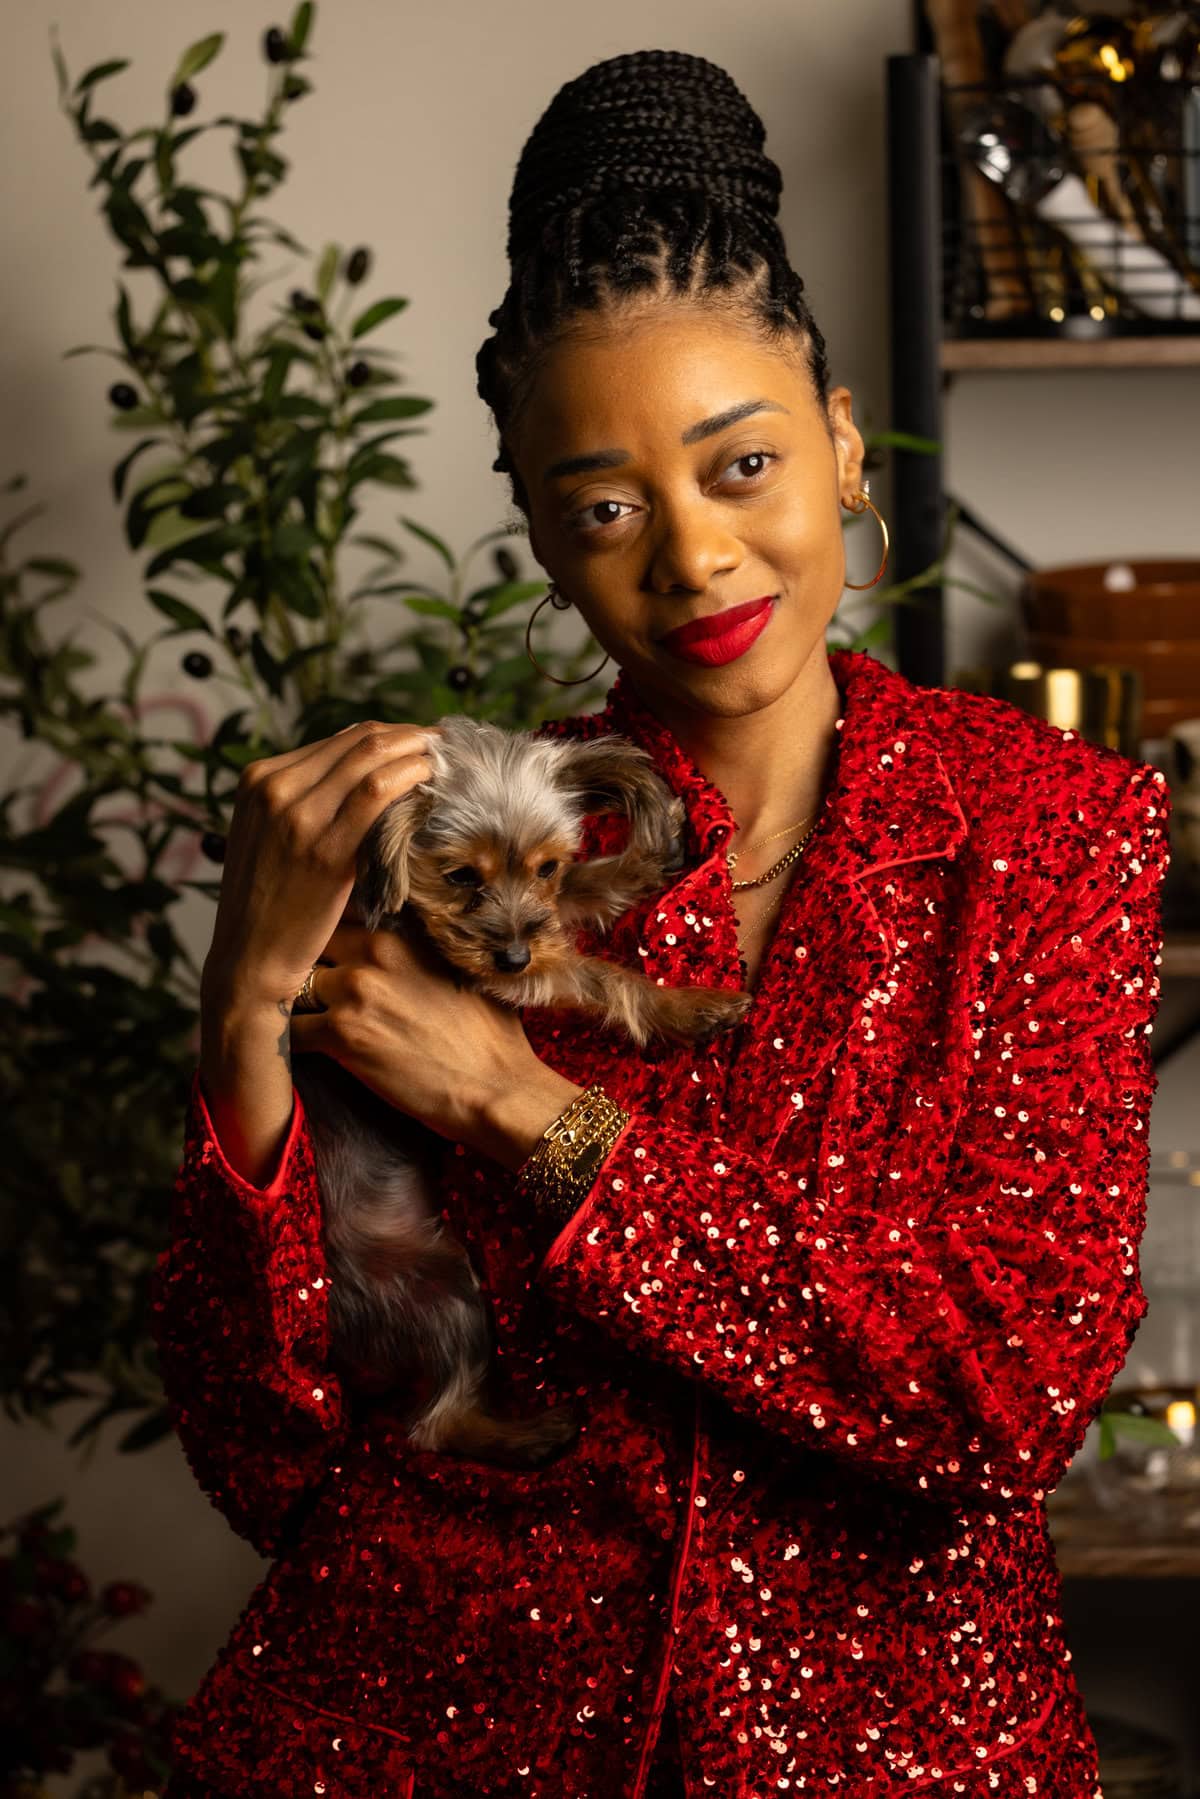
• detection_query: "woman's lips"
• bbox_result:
[659,596,776,667]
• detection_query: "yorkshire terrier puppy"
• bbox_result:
[291,713,752,1469]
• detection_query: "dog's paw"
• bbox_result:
[650,983,754,1044]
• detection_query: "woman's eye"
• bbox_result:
[445,866,483,887]
[567,450,778,534]
[536,860,558,879]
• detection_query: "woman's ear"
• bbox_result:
[827,385,866,499]
[354,786,431,930]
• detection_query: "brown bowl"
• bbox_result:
[1021,559,1200,640]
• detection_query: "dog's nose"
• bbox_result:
[493,944,531,973]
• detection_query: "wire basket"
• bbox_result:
[941,71,1200,337]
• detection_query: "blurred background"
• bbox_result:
[2,2,1199,1794]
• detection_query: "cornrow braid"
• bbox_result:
[475,49,832,520]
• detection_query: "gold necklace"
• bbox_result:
[726,812,821,891]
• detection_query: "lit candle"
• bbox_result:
[1165,1399,1195,1449]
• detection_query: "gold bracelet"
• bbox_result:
[516,1083,632,1234]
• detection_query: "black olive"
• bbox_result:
[493,545,519,581]
[225,625,245,654]
[346,359,371,388]
[182,650,213,678]
[170,83,196,117]
[200,831,227,864]
[289,289,319,314]
[302,320,326,342]
[447,665,473,691]
[108,382,138,411]
[345,246,371,285]
[263,26,288,63]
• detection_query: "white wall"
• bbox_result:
[2,0,1197,1769]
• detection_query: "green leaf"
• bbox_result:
[146,589,214,635]
[75,58,131,95]
[273,520,319,558]
[349,396,432,426]
[351,533,401,562]
[52,36,70,100]
[345,452,414,491]
[250,629,285,697]
[117,1409,174,1453]
[479,579,546,620]
[26,556,80,581]
[143,521,255,578]
[261,344,293,411]
[402,596,460,621]
[396,515,455,571]
[868,429,943,455]
[112,437,164,503]
[350,297,409,339]
[273,559,324,618]
[290,1,315,53]
[115,283,137,357]
[172,32,224,87]
[315,241,339,303]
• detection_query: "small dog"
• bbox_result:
[292,714,752,1469]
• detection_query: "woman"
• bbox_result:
[155,48,1172,1799]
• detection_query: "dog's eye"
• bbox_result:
[444,866,483,888]
[536,860,558,880]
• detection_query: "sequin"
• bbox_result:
[151,648,1166,1798]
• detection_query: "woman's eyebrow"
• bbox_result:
[542,397,790,483]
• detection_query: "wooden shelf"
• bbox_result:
[941,335,1200,372]
[1047,1487,1200,1578]
[1162,931,1200,979]
[1052,1536,1200,1579]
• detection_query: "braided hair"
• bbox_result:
[475,49,832,520]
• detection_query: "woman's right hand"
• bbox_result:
[201,719,442,1013]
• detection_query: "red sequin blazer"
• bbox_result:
[153,647,1172,1799]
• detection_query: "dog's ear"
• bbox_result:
[552,733,684,866]
[354,784,430,931]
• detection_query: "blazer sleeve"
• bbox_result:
[533,761,1172,1512]
[150,1069,347,1556]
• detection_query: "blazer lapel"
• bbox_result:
[597,650,970,1159]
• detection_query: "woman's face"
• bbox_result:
[510,301,866,718]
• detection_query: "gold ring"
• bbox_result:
[294,962,324,1013]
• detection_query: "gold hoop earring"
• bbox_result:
[525,582,611,686]
[841,482,891,591]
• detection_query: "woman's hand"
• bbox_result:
[198,719,441,1187]
[202,718,441,1011]
[287,917,551,1149]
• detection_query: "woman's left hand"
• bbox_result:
[288,916,545,1154]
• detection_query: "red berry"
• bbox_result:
[100,1579,152,1617]
[38,1558,91,1603]
[68,1648,112,1686]
[107,1657,147,1706]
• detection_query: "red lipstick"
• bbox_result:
[659,596,776,667]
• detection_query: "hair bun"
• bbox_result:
[507,48,784,266]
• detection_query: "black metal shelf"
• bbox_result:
[884,52,1200,688]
